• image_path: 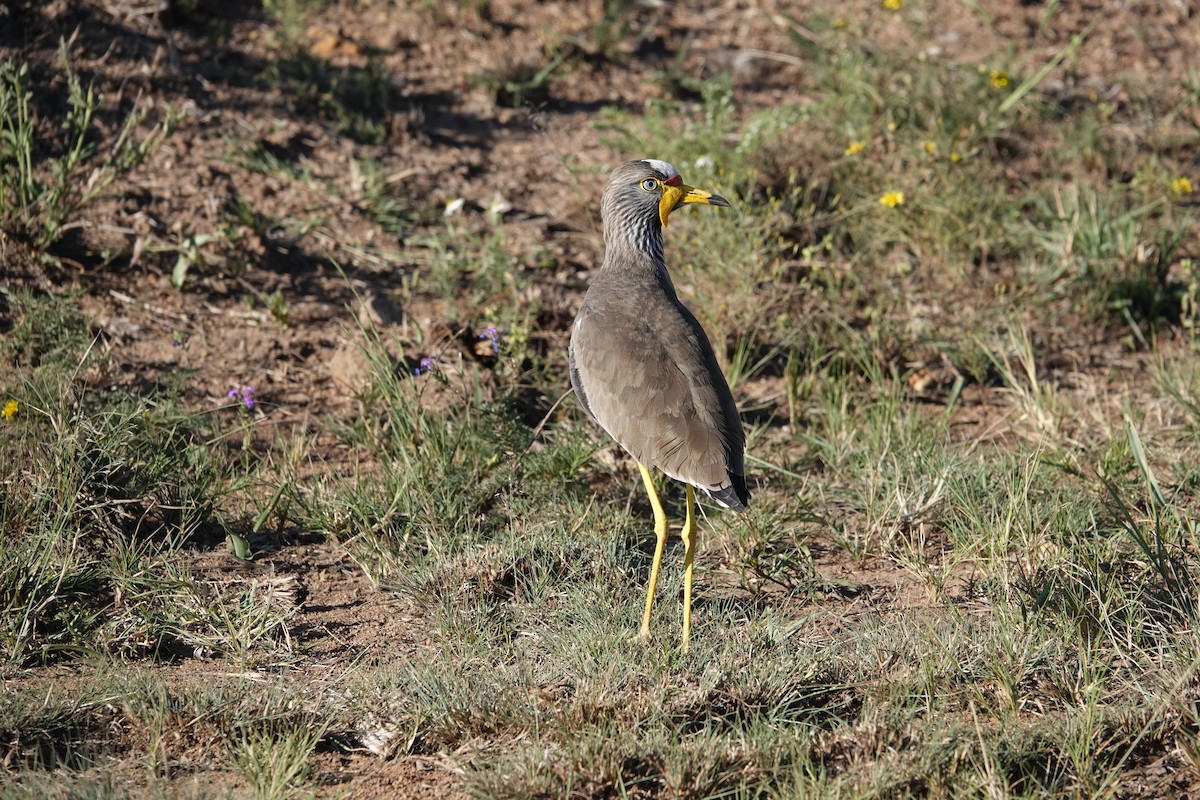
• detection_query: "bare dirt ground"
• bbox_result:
[4,0,1200,796]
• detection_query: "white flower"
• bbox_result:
[443,197,465,216]
[694,155,713,169]
[487,194,511,219]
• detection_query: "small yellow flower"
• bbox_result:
[923,140,937,155]
[2,400,17,419]
[834,16,847,28]
[879,191,905,208]
[882,0,902,9]
[950,151,962,163]
[1172,176,1193,196]
[991,70,1010,88]
[844,140,866,157]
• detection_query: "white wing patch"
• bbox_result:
[642,159,680,180]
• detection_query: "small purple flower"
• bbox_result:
[478,325,501,354]
[227,385,256,409]
[413,357,436,376]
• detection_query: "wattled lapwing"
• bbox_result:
[569,159,749,651]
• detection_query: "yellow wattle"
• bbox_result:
[658,185,685,227]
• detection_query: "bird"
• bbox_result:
[568,158,750,652]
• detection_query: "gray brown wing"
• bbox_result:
[569,299,748,510]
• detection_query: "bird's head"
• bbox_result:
[601,159,730,231]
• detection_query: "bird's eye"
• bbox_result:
[639,178,659,192]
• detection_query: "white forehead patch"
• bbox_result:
[642,159,680,180]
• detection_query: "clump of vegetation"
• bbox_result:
[0,40,175,257]
[472,48,570,108]
[263,54,396,144]
[0,291,293,669]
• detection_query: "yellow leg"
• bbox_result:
[681,483,697,653]
[638,462,669,639]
